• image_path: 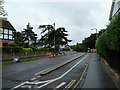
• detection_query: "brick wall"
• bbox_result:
[0,39,14,47]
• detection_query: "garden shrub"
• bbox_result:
[22,48,33,52]
[2,46,22,53]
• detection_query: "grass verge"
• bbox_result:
[0,57,44,65]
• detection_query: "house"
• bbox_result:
[0,18,16,47]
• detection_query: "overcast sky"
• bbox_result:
[4,0,112,45]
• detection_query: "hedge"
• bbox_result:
[2,46,53,53]
[95,31,109,57]
[22,48,33,52]
[95,13,120,70]
[2,46,22,53]
[106,13,120,51]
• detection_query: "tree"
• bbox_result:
[13,31,24,46]
[38,24,54,47]
[50,27,72,51]
[39,24,71,51]
[70,43,87,52]
[22,23,37,47]
[82,34,96,49]
[0,0,7,16]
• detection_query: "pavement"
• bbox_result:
[81,53,118,89]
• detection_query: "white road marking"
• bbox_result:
[55,82,66,89]
[21,85,31,88]
[73,63,89,88]
[37,55,88,88]
[28,86,32,88]
[35,54,85,76]
[31,78,36,81]
[37,81,53,88]
[10,81,29,90]
[10,55,88,90]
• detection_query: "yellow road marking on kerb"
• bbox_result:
[64,80,76,90]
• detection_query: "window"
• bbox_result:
[4,29,8,34]
[9,30,13,34]
[4,34,8,39]
[9,35,12,40]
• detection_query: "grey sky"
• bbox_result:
[4,0,112,45]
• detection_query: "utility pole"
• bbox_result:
[53,23,56,56]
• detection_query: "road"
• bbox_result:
[2,53,117,89]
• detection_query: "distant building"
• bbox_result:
[109,0,120,20]
[0,18,16,47]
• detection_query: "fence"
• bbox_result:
[1,51,52,61]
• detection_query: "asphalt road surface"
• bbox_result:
[2,53,117,90]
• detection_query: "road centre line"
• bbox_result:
[10,55,88,89]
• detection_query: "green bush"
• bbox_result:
[95,31,109,57]
[96,13,120,56]
[31,47,38,52]
[106,13,120,51]
[38,48,51,51]
[71,44,87,52]
[22,48,33,52]
[62,48,71,51]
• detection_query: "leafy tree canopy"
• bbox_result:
[22,23,37,47]
[0,0,7,16]
[39,24,71,51]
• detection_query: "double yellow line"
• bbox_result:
[63,80,76,90]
